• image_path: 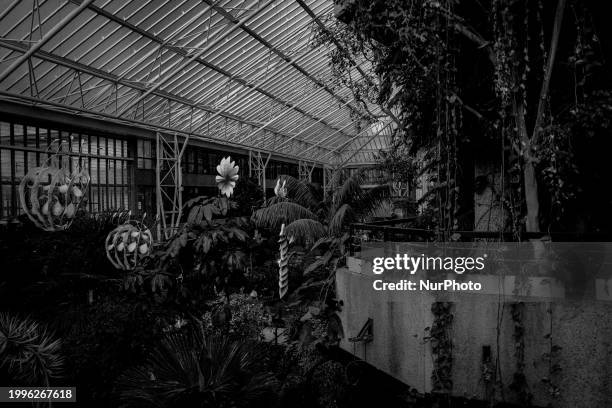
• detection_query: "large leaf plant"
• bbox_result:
[251,171,390,300]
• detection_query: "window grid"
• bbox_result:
[0,120,133,219]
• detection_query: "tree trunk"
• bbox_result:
[521,0,566,233]
[516,102,540,233]
[523,161,540,232]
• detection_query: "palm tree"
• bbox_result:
[251,171,390,296]
[253,172,389,242]
[117,329,277,408]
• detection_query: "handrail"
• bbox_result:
[350,222,612,242]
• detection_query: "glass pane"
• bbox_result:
[13,124,24,146]
[90,158,98,183]
[108,159,115,185]
[107,138,114,157]
[26,127,37,147]
[99,137,107,156]
[81,135,89,154]
[2,185,12,218]
[14,151,24,178]
[27,151,37,172]
[1,150,11,181]
[99,159,107,184]
[49,130,59,152]
[90,186,99,212]
[39,128,49,150]
[0,122,10,144]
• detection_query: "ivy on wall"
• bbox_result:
[427,301,453,393]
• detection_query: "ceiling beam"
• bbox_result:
[202,0,372,124]
[319,121,393,162]
[295,0,402,146]
[298,121,357,157]
[337,122,394,166]
[0,0,95,83]
[0,39,334,156]
[0,90,326,164]
[68,0,350,140]
[115,0,276,117]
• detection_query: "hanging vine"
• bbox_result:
[314,0,608,235]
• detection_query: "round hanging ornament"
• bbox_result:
[18,142,90,231]
[105,221,153,270]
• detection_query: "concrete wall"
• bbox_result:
[336,257,612,407]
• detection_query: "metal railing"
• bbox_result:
[348,219,612,255]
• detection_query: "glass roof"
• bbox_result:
[0,0,392,166]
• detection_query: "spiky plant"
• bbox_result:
[0,313,64,386]
[117,329,277,408]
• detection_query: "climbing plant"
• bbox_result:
[315,0,611,235]
[426,301,453,394]
[510,302,532,406]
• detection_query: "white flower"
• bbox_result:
[274,179,287,198]
[215,156,239,197]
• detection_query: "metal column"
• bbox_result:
[249,150,271,199]
[156,132,182,239]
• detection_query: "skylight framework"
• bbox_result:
[0,0,390,167]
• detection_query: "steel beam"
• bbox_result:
[336,122,394,166]
[0,0,95,83]
[203,0,371,124]
[117,0,277,117]
[295,0,402,144]
[0,90,325,164]
[300,121,364,157]
[0,40,332,156]
[69,0,348,137]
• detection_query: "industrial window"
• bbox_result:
[137,139,155,169]
[0,120,132,219]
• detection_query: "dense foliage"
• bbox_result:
[0,163,400,407]
[317,0,612,235]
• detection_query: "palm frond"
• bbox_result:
[117,329,277,406]
[284,219,326,246]
[251,202,318,231]
[276,175,319,208]
[330,171,365,212]
[355,184,392,218]
[328,203,356,235]
[263,195,287,207]
[0,313,64,386]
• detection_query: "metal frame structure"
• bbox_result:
[298,160,316,182]
[248,150,271,198]
[0,0,395,236]
[155,131,182,239]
